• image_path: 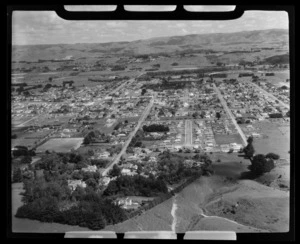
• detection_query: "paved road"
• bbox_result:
[102,95,155,176]
[244,81,290,109]
[185,120,193,146]
[212,83,248,146]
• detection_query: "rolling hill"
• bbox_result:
[12,29,289,62]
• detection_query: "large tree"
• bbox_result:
[12,168,23,183]
[243,136,255,158]
[265,153,280,160]
[109,165,121,177]
[249,154,275,176]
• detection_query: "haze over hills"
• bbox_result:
[12,29,289,62]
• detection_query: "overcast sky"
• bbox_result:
[12,6,289,45]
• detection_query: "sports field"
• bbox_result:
[36,138,83,153]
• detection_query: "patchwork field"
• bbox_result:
[36,137,83,153]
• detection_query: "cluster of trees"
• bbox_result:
[103,174,168,197]
[83,130,110,145]
[13,151,130,230]
[142,124,169,133]
[12,168,23,183]
[128,133,143,148]
[90,159,110,168]
[242,136,278,176]
[144,69,206,78]
[280,85,288,90]
[111,65,126,71]
[19,155,33,165]
[237,117,251,124]
[34,152,88,173]
[249,154,275,176]
[135,54,149,60]
[286,110,290,117]
[192,111,206,119]
[265,153,280,160]
[269,113,283,118]
[141,88,147,96]
[238,60,254,67]
[113,122,123,131]
[156,151,213,185]
[243,136,255,158]
[71,170,101,182]
[238,73,254,77]
[145,68,159,72]
[106,145,122,156]
[12,146,36,157]
[143,81,188,91]
[43,83,52,91]
[108,164,121,177]
[16,177,127,230]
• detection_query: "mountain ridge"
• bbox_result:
[12,29,289,62]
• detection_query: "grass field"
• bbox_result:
[11,138,38,149]
[36,138,83,153]
[252,121,290,160]
[214,134,243,145]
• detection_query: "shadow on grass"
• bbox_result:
[239,170,258,180]
[237,153,250,159]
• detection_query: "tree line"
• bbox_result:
[142,124,170,133]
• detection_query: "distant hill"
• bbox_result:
[262,54,289,65]
[12,29,289,62]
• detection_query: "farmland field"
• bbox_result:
[36,137,83,153]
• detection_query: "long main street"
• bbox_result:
[102,93,155,176]
[212,83,248,146]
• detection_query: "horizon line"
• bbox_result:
[11,28,288,47]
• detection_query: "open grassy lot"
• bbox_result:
[36,138,83,153]
[19,129,53,139]
[11,138,38,149]
[252,120,290,160]
[214,134,243,145]
[262,70,290,87]
[23,114,72,127]
[92,120,116,134]
[12,115,36,127]
[210,152,251,165]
